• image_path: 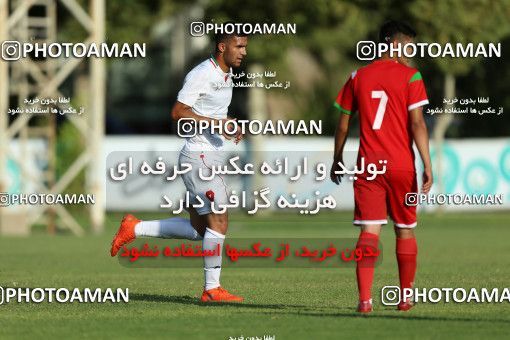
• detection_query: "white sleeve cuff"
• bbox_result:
[408,99,429,111]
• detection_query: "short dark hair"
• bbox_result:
[379,20,416,43]
[214,22,248,52]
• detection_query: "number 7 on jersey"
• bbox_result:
[371,90,388,130]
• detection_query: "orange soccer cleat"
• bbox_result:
[200,287,244,303]
[110,214,140,257]
[357,299,373,313]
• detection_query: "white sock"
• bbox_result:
[203,227,225,291]
[134,217,203,240]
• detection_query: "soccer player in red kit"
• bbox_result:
[330,21,433,313]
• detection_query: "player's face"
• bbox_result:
[223,36,248,68]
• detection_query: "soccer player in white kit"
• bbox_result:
[111,31,248,302]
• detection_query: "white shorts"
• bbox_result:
[179,151,229,216]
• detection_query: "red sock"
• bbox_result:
[356,232,380,301]
[396,237,418,293]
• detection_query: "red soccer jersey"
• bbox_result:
[334,59,428,171]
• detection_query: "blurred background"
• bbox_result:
[1,0,509,236]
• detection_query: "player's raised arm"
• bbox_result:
[330,113,351,184]
[409,107,433,194]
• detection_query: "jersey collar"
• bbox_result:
[210,54,231,81]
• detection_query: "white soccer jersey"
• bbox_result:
[177,56,233,156]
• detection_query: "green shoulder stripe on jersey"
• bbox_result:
[409,71,422,83]
[210,54,220,67]
[333,102,351,115]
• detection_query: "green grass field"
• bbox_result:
[1,211,509,339]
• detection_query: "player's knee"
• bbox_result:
[394,226,415,239]
[361,224,382,235]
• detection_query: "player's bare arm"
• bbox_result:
[330,113,351,184]
[409,107,433,194]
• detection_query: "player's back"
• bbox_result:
[352,60,427,171]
